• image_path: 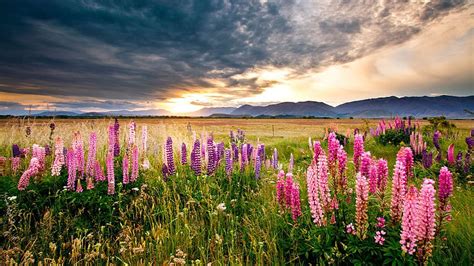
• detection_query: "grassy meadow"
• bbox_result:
[0,117,472,265]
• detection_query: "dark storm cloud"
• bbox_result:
[0,0,468,107]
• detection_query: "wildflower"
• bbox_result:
[284,173,294,208]
[317,153,331,209]
[166,137,176,175]
[376,217,385,228]
[374,230,386,245]
[346,223,356,235]
[216,142,224,164]
[141,125,148,153]
[72,132,85,177]
[142,157,150,170]
[447,144,455,165]
[122,155,129,184]
[313,141,323,165]
[108,124,115,155]
[225,149,232,177]
[377,159,388,192]
[290,183,302,222]
[94,160,106,182]
[369,163,378,194]
[327,132,339,173]
[191,139,201,175]
[51,137,64,176]
[255,155,261,179]
[288,153,294,173]
[416,179,436,262]
[76,179,83,193]
[276,170,286,208]
[353,134,365,171]
[433,130,441,150]
[390,159,407,223]
[131,145,139,182]
[337,145,347,189]
[400,186,419,255]
[17,157,40,190]
[86,177,94,190]
[85,132,97,177]
[207,137,216,175]
[128,120,136,147]
[161,163,169,181]
[32,144,46,172]
[216,203,226,212]
[355,172,369,239]
[422,149,433,169]
[181,143,187,165]
[106,152,115,195]
[272,148,278,169]
[465,152,471,174]
[12,144,21,157]
[307,164,325,226]
[113,118,120,157]
[67,148,76,191]
[11,157,20,174]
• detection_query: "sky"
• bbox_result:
[0,0,473,114]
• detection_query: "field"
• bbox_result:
[0,117,472,265]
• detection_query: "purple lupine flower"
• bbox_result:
[465,152,471,174]
[247,144,253,162]
[466,136,473,151]
[12,144,21,157]
[241,144,248,164]
[181,142,187,165]
[255,155,261,179]
[162,163,169,182]
[207,137,216,175]
[422,149,433,169]
[232,143,238,162]
[456,151,463,170]
[216,142,225,163]
[44,145,51,156]
[433,131,441,150]
[225,148,232,177]
[165,137,176,175]
[191,139,201,175]
[113,118,120,157]
[257,144,265,162]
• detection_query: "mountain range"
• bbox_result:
[2,95,473,118]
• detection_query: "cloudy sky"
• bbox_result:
[0,0,472,114]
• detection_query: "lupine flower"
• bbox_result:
[288,153,294,173]
[447,144,455,165]
[11,157,20,174]
[376,217,386,228]
[141,125,148,153]
[225,149,232,177]
[17,157,40,190]
[113,118,120,157]
[191,139,201,175]
[400,186,419,255]
[421,149,433,169]
[438,166,453,210]
[76,179,83,193]
[317,153,331,209]
[337,145,347,189]
[232,143,238,162]
[466,136,473,151]
[433,131,441,150]
[369,163,378,194]
[51,137,64,176]
[73,132,85,177]
[181,143,187,165]
[397,147,413,178]
[85,132,97,177]
[465,152,471,174]
[416,179,436,262]
[122,156,129,184]
[141,157,150,170]
[207,137,216,175]
[313,141,323,165]
[94,160,106,182]
[255,155,261,179]
[355,172,369,239]
[32,144,46,172]
[131,145,139,182]
[257,144,265,162]
[390,159,407,223]
[67,148,76,191]
[346,223,356,235]
[353,134,365,171]
[360,151,372,178]
[128,120,136,147]
[272,148,278,169]
[108,125,115,155]
[276,170,286,209]
[307,163,325,226]
[374,230,386,245]
[377,159,388,192]
[216,142,225,165]
[162,163,169,182]
[12,144,21,158]
[290,183,302,222]
[241,144,248,165]
[86,177,94,190]
[106,152,115,195]
[166,137,176,175]
[327,132,339,173]
[284,173,294,208]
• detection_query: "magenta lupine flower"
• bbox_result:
[327,132,339,172]
[276,170,286,208]
[73,132,85,177]
[416,179,437,262]
[360,151,372,178]
[400,186,419,255]
[374,230,386,245]
[288,153,294,173]
[122,156,129,184]
[106,152,115,195]
[355,172,369,239]
[130,145,139,182]
[290,183,302,222]
[225,149,232,177]
[307,163,325,226]
[113,118,120,157]
[317,153,331,209]
[313,141,322,165]
[369,163,378,194]
[191,139,201,175]
[32,144,46,172]
[241,144,248,165]
[376,217,386,228]
[438,166,453,210]
[128,120,136,147]
[51,137,64,176]
[11,157,20,174]
[85,132,97,177]
[353,134,365,171]
[67,148,76,191]
[255,155,261,179]
[447,144,455,165]
[390,159,407,223]
[404,147,414,178]
[337,145,347,189]
[17,157,40,190]
[165,137,176,175]
[94,160,106,182]
[108,124,115,155]
[377,159,388,192]
[284,173,294,208]
[181,142,187,165]
[207,137,216,175]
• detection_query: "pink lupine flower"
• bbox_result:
[353,134,365,171]
[374,230,386,245]
[94,160,106,182]
[32,144,46,172]
[85,132,97,177]
[400,186,419,255]
[141,125,148,153]
[66,148,76,191]
[17,157,40,190]
[360,151,372,178]
[128,120,136,147]
[313,141,323,165]
[390,159,407,223]
[376,159,388,193]
[327,132,339,173]
[369,163,378,194]
[447,144,455,165]
[290,183,302,222]
[346,223,356,235]
[284,173,294,208]
[416,179,436,262]
[108,125,115,154]
[438,166,453,206]
[11,157,20,174]
[51,137,64,176]
[130,145,139,182]
[76,179,83,193]
[330,212,336,224]
[306,164,325,226]
[376,217,386,228]
[276,170,286,208]
[288,153,294,173]
[355,172,369,239]
[337,145,347,189]
[404,148,414,178]
[330,196,339,210]
[317,153,331,209]
[122,155,129,184]
[72,132,85,177]
[86,177,94,190]
[106,152,115,195]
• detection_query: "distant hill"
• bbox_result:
[231,101,336,117]
[186,107,236,117]
[33,111,81,116]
